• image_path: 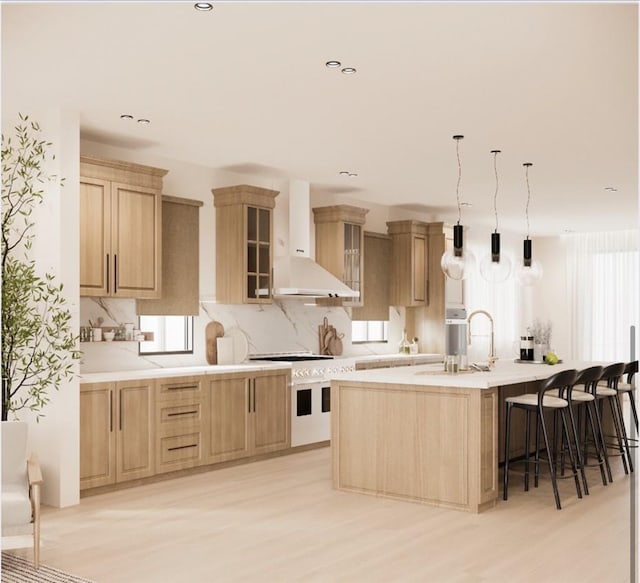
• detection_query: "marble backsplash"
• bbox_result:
[79,297,404,373]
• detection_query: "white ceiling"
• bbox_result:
[2,2,638,236]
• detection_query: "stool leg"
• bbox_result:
[594,397,614,483]
[612,393,634,473]
[628,390,639,433]
[560,408,583,499]
[586,400,608,486]
[608,396,630,474]
[503,402,513,501]
[539,405,562,510]
[568,402,589,495]
[534,410,541,488]
[524,409,531,492]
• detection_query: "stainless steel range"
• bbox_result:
[249,352,356,446]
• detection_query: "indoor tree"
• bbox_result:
[1,114,81,421]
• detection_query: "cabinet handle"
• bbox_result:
[114,254,118,294]
[167,384,198,392]
[167,444,197,452]
[119,390,123,431]
[109,389,113,432]
[106,254,110,293]
[253,380,256,413]
[167,410,198,417]
[248,381,252,413]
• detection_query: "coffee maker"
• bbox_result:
[445,307,468,372]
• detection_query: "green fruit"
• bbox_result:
[545,352,559,365]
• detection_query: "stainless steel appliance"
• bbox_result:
[445,307,468,371]
[249,352,356,446]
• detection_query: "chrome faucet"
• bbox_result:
[467,309,497,368]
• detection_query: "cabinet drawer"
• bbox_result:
[157,432,202,471]
[156,377,203,401]
[157,402,203,429]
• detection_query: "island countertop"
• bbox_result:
[329,358,605,389]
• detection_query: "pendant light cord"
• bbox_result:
[454,135,463,226]
[491,150,501,233]
[523,162,533,240]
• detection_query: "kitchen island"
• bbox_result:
[330,359,602,513]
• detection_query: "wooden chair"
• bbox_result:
[1,421,43,569]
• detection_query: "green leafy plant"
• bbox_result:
[1,114,81,421]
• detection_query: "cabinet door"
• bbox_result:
[252,373,290,453]
[111,182,161,299]
[80,383,116,489]
[245,205,272,302]
[79,178,111,296]
[116,380,154,482]
[206,376,250,462]
[412,233,427,304]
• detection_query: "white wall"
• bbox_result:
[2,108,81,508]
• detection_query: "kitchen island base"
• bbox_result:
[331,381,499,513]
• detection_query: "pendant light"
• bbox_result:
[440,135,476,280]
[480,149,512,283]
[515,162,543,285]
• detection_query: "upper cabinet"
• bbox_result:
[212,184,279,304]
[80,156,167,299]
[386,220,428,307]
[312,205,369,307]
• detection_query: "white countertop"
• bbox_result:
[80,362,292,384]
[351,353,442,364]
[330,359,607,389]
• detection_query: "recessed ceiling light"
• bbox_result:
[341,67,357,75]
[460,202,472,207]
[137,118,151,124]
[348,173,358,177]
[120,114,133,120]
[326,60,341,68]
[339,171,349,176]
[194,2,213,11]
[604,186,618,192]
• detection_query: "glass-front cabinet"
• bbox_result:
[312,205,369,307]
[213,185,279,304]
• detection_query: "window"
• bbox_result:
[138,316,194,355]
[352,320,388,343]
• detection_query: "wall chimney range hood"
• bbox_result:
[272,180,359,298]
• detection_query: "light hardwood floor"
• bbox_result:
[4,447,637,582]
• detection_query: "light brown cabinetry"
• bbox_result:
[313,205,369,306]
[155,376,206,473]
[212,185,279,304]
[386,220,428,307]
[79,157,166,299]
[80,379,155,490]
[205,370,290,464]
[351,232,391,321]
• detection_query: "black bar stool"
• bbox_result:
[592,362,633,475]
[552,365,609,489]
[503,368,581,510]
[617,360,638,434]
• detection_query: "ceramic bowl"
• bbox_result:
[103,331,115,342]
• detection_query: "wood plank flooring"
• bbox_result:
[3,447,636,582]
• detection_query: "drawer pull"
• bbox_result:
[167,410,198,417]
[167,444,197,452]
[166,384,198,391]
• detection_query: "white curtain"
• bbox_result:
[564,230,638,361]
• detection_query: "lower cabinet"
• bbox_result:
[80,380,154,490]
[81,369,291,491]
[205,370,290,464]
[155,376,206,474]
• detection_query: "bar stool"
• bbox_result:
[503,368,582,510]
[617,360,638,434]
[592,362,633,475]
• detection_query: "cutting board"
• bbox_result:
[205,321,225,364]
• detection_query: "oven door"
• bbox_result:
[291,380,331,447]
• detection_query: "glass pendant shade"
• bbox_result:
[515,238,543,285]
[480,232,512,283]
[441,224,476,280]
